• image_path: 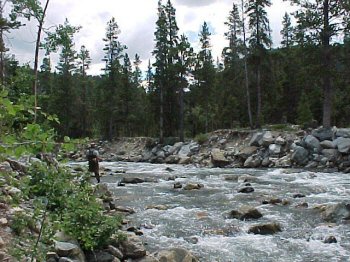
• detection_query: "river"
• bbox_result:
[83,161,350,262]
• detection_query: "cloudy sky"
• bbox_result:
[7,0,294,75]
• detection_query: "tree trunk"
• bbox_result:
[159,81,164,144]
[179,80,184,142]
[241,0,253,129]
[33,0,50,123]
[256,62,262,128]
[322,0,332,128]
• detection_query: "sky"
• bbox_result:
[7,0,294,75]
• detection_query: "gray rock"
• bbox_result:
[275,136,286,145]
[320,140,335,149]
[55,241,85,262]
[319,202,350,222]
[115,206,135,214]
[291,146,309,165]
[85,251,115,262]
[164,155,179,164]
[304,135,321,152]
[108,245,123,259]
[189,142,200,153]
[274,155,292,168]
[312,128,333,141]
[141,151,153,161]
[249,132,264,147]
[237,146,258,160]
[261,131,275,147]
[248,223,282,235]
[334,137,350,153]
[156,150,165,159]
[244,156,261,168]
[154,248,199,262]
[238,186,254,193]
[178,157,191,165]
[162,145,174,156]
[119,234,146,259]
[269,144,281,155]
[178,144,191,157]
[335,128,350,138]
[321,149,339,161]
[261,157,270,167]
[211,149,230,167]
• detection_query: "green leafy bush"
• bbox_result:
[194,133,208,145]
[60,186,122,250]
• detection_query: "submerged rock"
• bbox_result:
[248,223,282,235]
[238,186,255,193]
[324,236,337,244]
[183,183,204,190]
[319,202,350,222]
[228,206,263,220]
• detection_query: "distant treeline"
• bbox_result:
[1,0,349,141]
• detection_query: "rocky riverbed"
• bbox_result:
[73,126,350,173]
[1,126,350,261]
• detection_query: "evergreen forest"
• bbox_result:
[1,0,350,143]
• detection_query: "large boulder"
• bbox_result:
[335,128,350,138]
[318,202,350,222]
[261,131,275,147]
[304,135,321,152]
[291,146,309,165]
[249,132,264,147]
[269,144,281,156]
[321,149,339,162]
[320,140,335,149]
[54,241,86,262]
[119,234,146,259]
[154,248,199,262]
[333,137,350,154]
[178,144,191,157]
[311,128,333,141]
[237,146,258,160]
[211,149,230,167]
[244,156,261,168]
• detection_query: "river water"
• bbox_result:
[85,162,350,262]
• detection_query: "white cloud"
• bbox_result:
[6,0,294,75]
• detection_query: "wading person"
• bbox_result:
[86,143,100,183]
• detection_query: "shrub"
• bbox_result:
[194,133,208,145]
[60,186,122,250]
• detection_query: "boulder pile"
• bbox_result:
[97,127,350,172]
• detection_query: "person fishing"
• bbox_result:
[86,143,101,183]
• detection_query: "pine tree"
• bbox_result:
[280,12,294,48]
[194,21,215,133]
[288,0,350,128]
[177,34,194,141]
[247,0,272,128]
[100,17,126,139]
